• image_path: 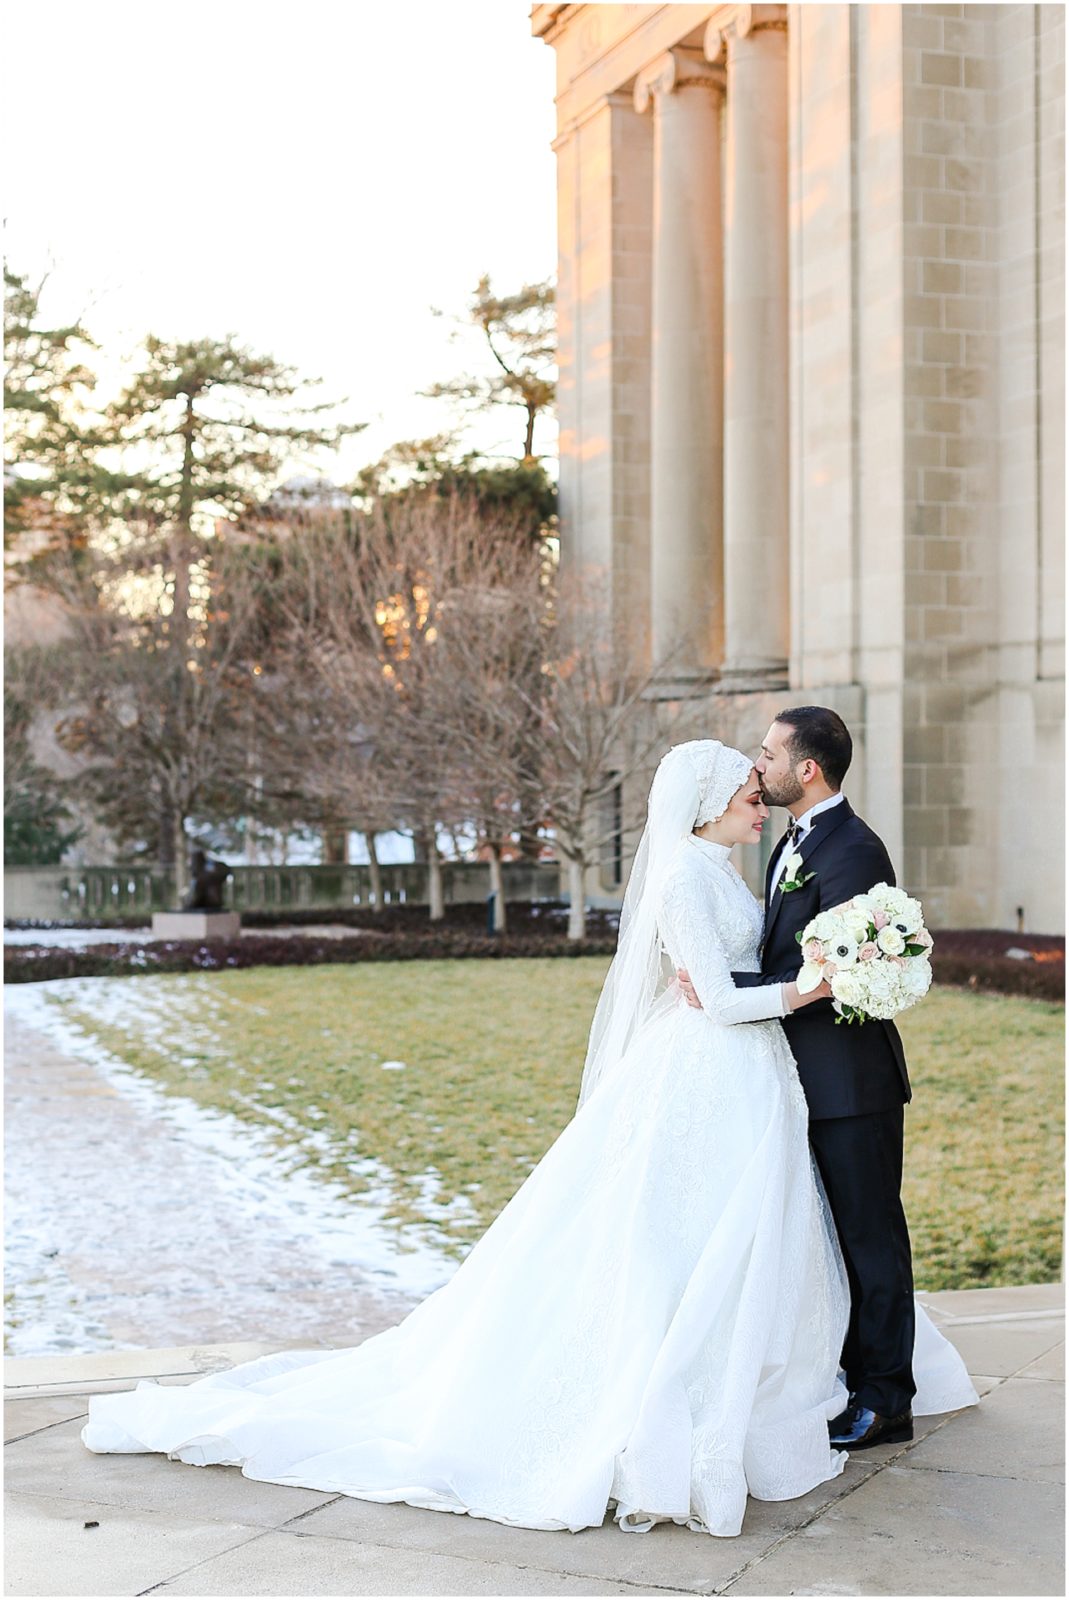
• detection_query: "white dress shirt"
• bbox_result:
[769,792,845,894]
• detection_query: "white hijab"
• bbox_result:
[576,739,754,1109]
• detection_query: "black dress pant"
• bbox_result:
[808,1105,917,1418]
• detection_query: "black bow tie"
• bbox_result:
[784,818,801,849]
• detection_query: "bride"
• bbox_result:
[81,740,977,1539]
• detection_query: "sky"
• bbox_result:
[4,0,559,485]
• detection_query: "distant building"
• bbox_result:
[532,2,1064,931]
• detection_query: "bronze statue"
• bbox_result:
[182,849,232,912]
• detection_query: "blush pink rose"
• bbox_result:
[803,938,825,962]
[873,910,890,930]
[888,954,907,967]
[858,941,879,962]
[914,928,934,950]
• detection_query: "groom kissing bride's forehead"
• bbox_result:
[753,705,853,809]
[729,702,921,1449]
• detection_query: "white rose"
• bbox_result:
[850,893,878,915]
[831,969,863,1008]
[903,958,933,998]
[876,925,906,956]
[841,907,874,942]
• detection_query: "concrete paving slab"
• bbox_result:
[3,1490,264,1599]
[5,1395,88,1443]
[917,1284,1064,1318]
[929,1319,1065,1379]
[3,1341,296,1394]
[857,1404,963,1453]
[901,1378,1064,1484]
[1020,1340,1065,1381]
[2,1371,219,1402]
[4,1293,1063,1598]
[913,1294,957,1326]
[149,1526,691,1597]
[720,1465,1066,1597]
[292,1458,881,1594]
[4,1416,339,1529]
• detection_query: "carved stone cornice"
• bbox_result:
[704,4,788,64]
[633,47,724,116]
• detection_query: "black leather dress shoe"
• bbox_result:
[828,1400,856,1435]
[829,1402,913,1449]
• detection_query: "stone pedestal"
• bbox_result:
[151,911,241,941]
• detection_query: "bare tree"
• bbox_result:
[267,491,540,921]
[268,506,679,938]
[520,574,683,941]
[421,541,550,932]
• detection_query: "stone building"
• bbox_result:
[531,2,1065,932]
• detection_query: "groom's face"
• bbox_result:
[754,721,806,807]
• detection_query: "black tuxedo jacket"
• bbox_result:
[733,798,912,1121]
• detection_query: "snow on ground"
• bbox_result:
[4,980,458,1359]
[4,924,380,947]
[4,927,158,947]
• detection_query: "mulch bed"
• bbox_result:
[4,908,1063,999]
[923,929,1064,1002]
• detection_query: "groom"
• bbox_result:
[678,705,916,1449]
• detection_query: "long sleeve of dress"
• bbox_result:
[657,864,790,1026]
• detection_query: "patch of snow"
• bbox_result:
[4,980,461,1359]
[4,927,156,948]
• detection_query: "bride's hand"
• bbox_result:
[677,968,702,1010]
[785,977,833,1011]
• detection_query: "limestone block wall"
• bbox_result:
[788,3,910,869]
[900,2,1064,932]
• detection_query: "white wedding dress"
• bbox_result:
[81,833,977,1538]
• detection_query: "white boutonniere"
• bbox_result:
[779,851,816,894]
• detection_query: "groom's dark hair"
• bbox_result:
[774,706,853,790]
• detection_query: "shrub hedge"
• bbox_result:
[4,910,1062,1000]
[3,929,619,984]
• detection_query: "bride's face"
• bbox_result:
[700,768,769,847]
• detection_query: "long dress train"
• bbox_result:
[81,834,977,1538]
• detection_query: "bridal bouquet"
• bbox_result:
[795,882,934,1024]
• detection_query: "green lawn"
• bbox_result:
[49,961,1063,1290]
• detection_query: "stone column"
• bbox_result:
[706,5,790,689]
[634,48,724,691]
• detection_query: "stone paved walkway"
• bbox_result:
[4,1284,1064,1597]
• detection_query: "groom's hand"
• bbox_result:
[677,968,702,1009]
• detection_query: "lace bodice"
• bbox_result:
[656,836,788,1025]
